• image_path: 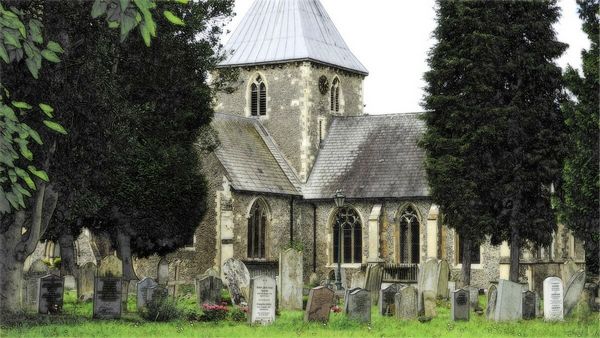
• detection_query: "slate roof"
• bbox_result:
[303,113,429,199]
[218,0,368,75]
[212,113,301,196]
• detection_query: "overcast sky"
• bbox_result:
[222,0,590,114]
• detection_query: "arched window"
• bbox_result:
[330,77,340,112]
[247,200,268,259]
[332,207,362,263]
[399,206,420,263]
[250,75,267,116]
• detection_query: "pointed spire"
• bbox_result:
[219,0,368,75]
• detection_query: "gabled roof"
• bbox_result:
[219,0,368,75]
[303,113,429,200]
[212,113,301,196]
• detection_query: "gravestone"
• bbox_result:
[147,285,169,304]
[248,276,276,324]
[423,290,437,317]
[222,258,251,305]
[486,284,497,319]
[63,275,76,291]
[304,286,335,322]
[343,287,361,313]
[351,271,366,289]
[157,258,169,285]
[196,275,224,306]
[379,283,401,316]
[279,248,303,310]
[38,274,64,314]
[93,277,122,319]
[203,267,220,278]
[494,279,522,321]
[451,288,470,321]
[561,259,579,285]
[563,270,585,316]
[346,289,371,323]
[467,286,481,311]
[23,259,49,311]
[364,264,383,305]
[448,281,456,295]
[437,259,450,299]
[522,290,536,320]
[98,256,122,278]
[395,285,418,320]
[418,258,439,314]
[136,277,158,310]
[543,276,563,321]
[77,262,96,301]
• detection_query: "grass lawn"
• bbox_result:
[1,291,598,337]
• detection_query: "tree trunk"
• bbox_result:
[58,232,77,276]
[461,237,472,287]
[509,224,520,282]
[0,225,25,314]
[116,229,137,312]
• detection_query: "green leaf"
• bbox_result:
[5,192,18,209]
[174,0,190,4]
[119,0,131,13]
[14,183,31,198]
[0,194,10,213]
[19,142,32,160]
[25,58,39,79]
[0,104,16,120]
[139,22,151,47]
[28,166,49,182]
[2,30,21,48]
[43,120,67,134]
[15,168,35,190]
[28,19,43,44]
[0,42,9,63]
[91,0,108,18]
[12,101,32,109]
[38,103,54,117]
[41,49,60,63]
[8,170,17,184]
[108,21,119,29]
[163,10,185,26]
[27,128,42,145]
[46,41,64,53]
[120,12,137,41]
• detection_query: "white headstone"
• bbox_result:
[248,276,276,324]
[157,258,169,285]
[543,276,563,321]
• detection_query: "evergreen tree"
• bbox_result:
[422,0,567,283]
[560,0,599,275]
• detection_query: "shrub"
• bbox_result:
[140,295,181,322]
[200,303,229,322]
[230,306,247,322]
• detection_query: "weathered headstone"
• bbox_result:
[248,276,276,324]
[93,277,122,319]
[467,286,480,311]
[437,259,450,299]
[561,259,579,286]
[522,290,536,320]
[346,289,371,323]
[196,275,224,306]
[423,290,437,317]
[451,288,470,321]
[136,277,158,310]
[222,258,251,305]
[279,248,303,310]
[351,271,366,289]
[22,259,49,311]
[418,258,439,314]
[379,283,401,316]
[98,256,122,278]
[395,285,418,320]
[364,264,383,305]
[157,257,169,285]
[203,267,220,278]
[563,270,585,316]
[486,284,497,319]
[304,286,335,322]
[544,276,564,321]
[448,281,456,295]
[63,275,76,291]
[38,274,64,314]
[494,279,522,321]
[77,262,96,301]
[343,287,361,313]
[147,285,169,304]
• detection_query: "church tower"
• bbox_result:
[213,0,368,181]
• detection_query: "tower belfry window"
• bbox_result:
[250,75,267,116]
[330,77,340,113]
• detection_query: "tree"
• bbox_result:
[422,0,567,284]
[559,0,599,276]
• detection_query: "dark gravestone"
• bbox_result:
[379,284,401,316]
[93,277,122,319]
[196,275,224,306]
[147,285,169,304]
[395,285,418,320]
[304,286,335,322]
[346,289,371,323]
[136,277,158,310]
[522,290,536,320]
[343,287,361,313]
[486,284,497,320]
[451,288,469,321]
[38,274,64,314]
[23,259,49,311]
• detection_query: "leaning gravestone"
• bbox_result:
[561,259,579,286]
[486,284,498,319]
[279,248,303,310]
[223,258,251,305]
[77,262,96,301]
[351,271,366,289]
[494,279,522,321]
[563,270,585,316]
[196,275,224,306]
[343,287,361,313]
[544,276,563,321]
[437,259,450,299]
[451,288,470,321]
[38,274,64,314]
[23,259,49,311]
[248,276,276,325]
[395,285,418,320]
[364,264,384,305]
[136,277,158,310]
[346,289,371,323]
[304,286,335,322]
[379,283,401,316]
[93,256,123,319]
[522,290,536,320]
[157,258,169,285]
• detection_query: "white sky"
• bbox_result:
[223,0,590,114]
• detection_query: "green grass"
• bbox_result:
[1,293,598,337]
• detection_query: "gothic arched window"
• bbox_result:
[332,207,362,263]
[250,75,267,116]
[330,77,340,112]
[399,206,420,263]
[247,200,268,259]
